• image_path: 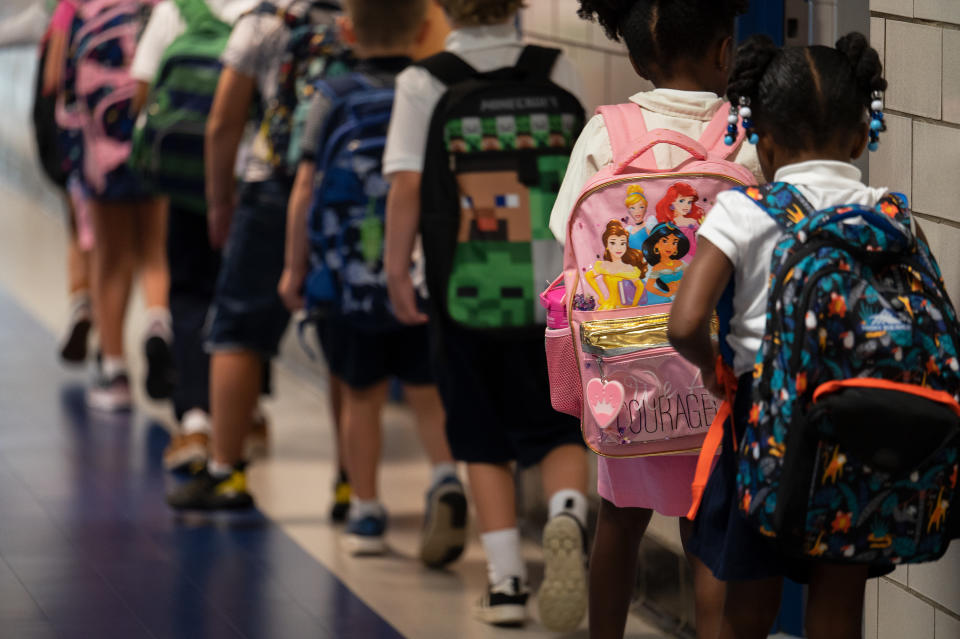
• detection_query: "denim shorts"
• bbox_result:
[206,178,292,358]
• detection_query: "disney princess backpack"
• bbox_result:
[558,103,755,457]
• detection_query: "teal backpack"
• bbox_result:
[130,0,231,213]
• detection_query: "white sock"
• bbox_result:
[102,356,127,379]
[480,528,526,586]
[430,462,458,489]
[145,307,173,342]
[208,460,233,478]
[548,489,588,528]
[182,409,212,436]
[69,290,91,312]
[349,498,384,521]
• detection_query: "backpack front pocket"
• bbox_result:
[577,312,719,457]
[770,380,960,564]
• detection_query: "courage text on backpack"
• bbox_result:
[735,182,960,565]
[561,103,754,457]
[129,0,231,213]
[418,46,585,331]
[303,73,399,328]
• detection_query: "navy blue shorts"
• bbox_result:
[434,323,583,469]
[317,318,434,390]
[687,374,893,583]
[206,179,291,358]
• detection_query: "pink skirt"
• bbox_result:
[597,454,698,517]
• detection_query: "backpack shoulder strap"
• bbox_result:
[514,45,561,79]
[172,0,220,30]
[596,103,649,168]
[740,182,819,230]
[415,51,478,87]
[700,102,746,159]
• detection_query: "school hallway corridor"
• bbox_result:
[0,44,670,639]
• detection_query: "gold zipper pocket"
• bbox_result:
[580,313,719,358]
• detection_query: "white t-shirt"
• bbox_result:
[382,22,583,178]
[547,88,765,243]
[130,0,259,83]
[698,160,889,376]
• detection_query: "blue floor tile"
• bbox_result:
[0,290,404,639]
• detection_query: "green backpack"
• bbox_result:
[130,0,231,213]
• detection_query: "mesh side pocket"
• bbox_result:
[545,327,581,418]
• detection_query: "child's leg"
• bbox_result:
[65,196,91,296]
[342,381,389,501]
[134,196,170,311]
[805,564,868,639]
[589,500,652,639]
[719,577,783,639]
[678,517,726,639]
[90,200,137,359]
[403,383,454,466]
[469,461,516,533]
[209,351,261,467]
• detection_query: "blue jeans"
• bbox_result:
[206,178,291,358]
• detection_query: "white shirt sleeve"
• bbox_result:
[382,66,445,178]
[130,1,184,83]
[548,53,584,106]
[696,190,756,268]
[548,114,613,243]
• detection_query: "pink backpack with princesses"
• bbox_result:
[556,103,756,458]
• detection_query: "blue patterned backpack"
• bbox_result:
[303,74,405,328]
[735,182,960,566]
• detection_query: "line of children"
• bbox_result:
[550,2,760,637]
[38,0,951,636]
[279,0,469,564]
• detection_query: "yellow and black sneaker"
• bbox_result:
[330,471,351,523]
[166,464,254,511]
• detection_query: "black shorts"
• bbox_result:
[318,319,434,390]
[434,322,583,469]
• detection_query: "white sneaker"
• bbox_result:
[473,576,529,627]
[87,372,132,412]
[537,513,588,632]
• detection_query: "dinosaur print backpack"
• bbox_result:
[735,182,960,565]
[561,103,755,458]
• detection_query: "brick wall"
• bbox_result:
[868,5,960,637]
[520,0,653,114]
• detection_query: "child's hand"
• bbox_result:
[700,363,724,399]
[387,271,428,325]
[207,200,235,249]
[278,266,305,312]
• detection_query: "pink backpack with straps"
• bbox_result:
[557,102,756,457]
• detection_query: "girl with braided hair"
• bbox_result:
[669,32,894,638]
[549,2,762,638]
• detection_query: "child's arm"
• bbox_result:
[205,66,255,248]
[384,171,428,325]
[668,239,733,396]
[278,160,316,311]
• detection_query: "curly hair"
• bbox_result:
[727,32,887,151]
[436,0,525,26]
[576,0,749,77]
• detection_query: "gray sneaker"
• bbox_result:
[87,372,132,413]
[537,513,588,632]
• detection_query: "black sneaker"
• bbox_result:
[144,335,175,400]
[419,476,468,568]
[166,465,254,511]
[330,472,351,523]
[59,299,92,364]
[473,576,529,627]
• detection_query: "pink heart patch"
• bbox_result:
[586,378,625,430]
